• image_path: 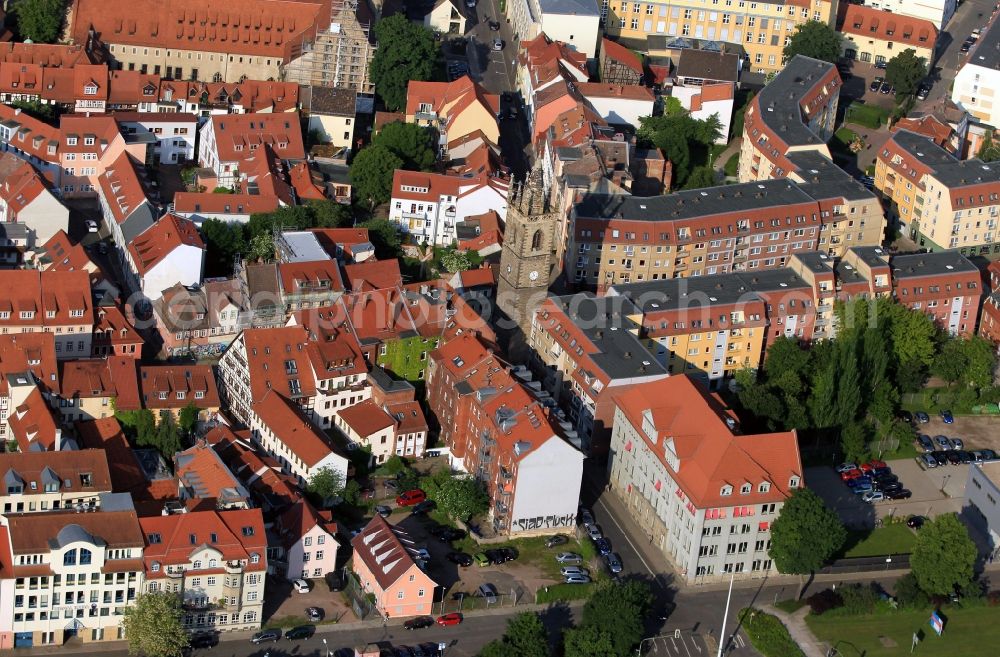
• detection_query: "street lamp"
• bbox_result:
[717,571,736,657]
[322,638,331,657]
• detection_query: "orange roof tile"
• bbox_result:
[252,389,339,468]
[76,417,147,493]
[175,442,247,503]
[344,259,402,291]
[351,515,437,591]
[36,229,96,273]
[577,82,654,101]
[838,5,937,50]
[0,449,112,495]
[127,213,205,276]
[139,364,220,410]
[0,270,93,331]
[338,399,394,437]
[9,387,61,451]
[209,112,306,164]
[139,508,267,574]
[600,38,643,73]
[0,332,58,396]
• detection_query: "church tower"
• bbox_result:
[497,164,561,337]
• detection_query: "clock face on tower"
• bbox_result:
[529,270,539,281]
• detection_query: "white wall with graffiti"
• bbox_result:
[509,436,584,535]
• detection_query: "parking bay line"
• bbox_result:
[595,496,656,578]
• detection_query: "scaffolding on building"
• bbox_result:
[283,0,377,96]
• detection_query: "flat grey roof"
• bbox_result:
[547,293,667,380]
[890,129,958,169]
[573,178,815,222]
[676,49,740,82]
[280,231,333,263]
[788,151,878,203]
[892,252,978,278]
[538,0,599,16]
[847,246,890,269]
[792,251,834,274]
[967,16,1000,71]
[755,55,834,150]
[930,158,1000,188]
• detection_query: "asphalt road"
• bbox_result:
[918,0,996,109]
[465,0,516,94]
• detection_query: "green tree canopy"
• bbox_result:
[350,145,404,209]
[370,15,439,111]
[885,49,927,97]
[563,623,617,657]
[374,121,437,171]
[683,166,718,189]
[13,0,68,43]
[440,249,473,273]
[979,130,1000,162]
[783,21,842,64]
[637,113,722,186]
[178,403,200,435]
[309,199,356,228]
[769,488,846,581]
[248,232,275,262]
[360,218,403,260]
[478,612,549,657]
[579,580,653,655]
[199,218,247,277]
[435,476,489,520]
[308,466,345,501]
[840,420,869,465]
[121,592,189,657]
[912,513,978,595]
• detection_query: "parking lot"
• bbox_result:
[916,413,1000,452]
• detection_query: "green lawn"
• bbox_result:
[724,153,740,177]
[807,606,1000,656]
[846,103,891,129]
[451,531,602,583]
[838,523,916,559]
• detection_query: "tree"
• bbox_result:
[683,166,718,189]
[375,122,437,171]
[933,338,967,386]
[959,336,996,390]
[360,218,403,259]
[911,513,977,596]
[13,0,68,43]
[808,364,838,428]
[199,219,247,277]
[885,301,938,367]
[783,21,842,64]
[247,231,275,262]
[212,186,234,194]
[979,130,1000,162]
[579,580,653,655]
[308,466,345,501]
[350,145,404,209]
[178,403,200,435]
[563,623,617,657]
[310,200,355,228]
[479,612,549,657]
[370,16,439,111]
[835,338,861,424]
[840,421,869,464]
[154,413,182,458]
[435,476,489,520]
[440,249,473,273]
[769,488,846,595]
[885,49,927,97]
[121,592,189,657]
[637,113,721,186]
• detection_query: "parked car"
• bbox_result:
[875,59,888,69]
[946,451,963,465]
[394,647,415,657]
[916,84,931,100]
[489,20,500,30]
[325,572,344,592]
[981,449,999,461]
[492,38,503,51]
[851,481,874,494]
[950,437,965,450]
[587,525,602,541]
[478,583,499,604]
[886,488,912,500]
[293,579,311,594]
[189,633,219,650]
[579,508,595,526]
[436,528,465,542]
[286,626,315,641]
[957,450,974,464]
[906,515,926,529]
[835,463,858,473]
[86,219,99,233]
[921,453,938,468]
[918,435,934,452]
[375,505,392,518]
[251,630,281,644]
[873,474,899,490]
[564,574,592,584]
[409,547,431,561]
[306,607,324,622]
[604,552,623,574]
[397,489,426,506]
[556,552,582,564]
[545,535,569,548]
[446,551,473,566]
[840,468,864,481]
[880,81,893,94]
[930,451,949,466]
[404,616,435,630]
[497,547,518,562]
[384,479,400,491]
[935,435,951,449]
[915,411,930,423]
[595,537,612,555]
[870,76,885,92]
[561,566,589,577]
[846,476,873,489]
[961,37,975,52]
[437,613,463,627]
[940,410,955,424]
[862,490,885,503]
[860,459,887,473]
[473,552,491,567]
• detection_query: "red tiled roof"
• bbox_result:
[76,417,147,493]
[277,259,344,296]
[71,0,329,61]
[0,332,58,396]
[252,389,337,468]
[93,304,143,349]
[127,213,205,276]
[0,449,112,495]
[344,259,402,291]
[241,326,317,400]
[405,76,500,122]
[0,42,92,68]
[338,399,394,437]
[289,162,326,200]
[386,400,426,434]
[351,515,436,591]
[613,377,802,509]
[577,82,653,101]
[838,4,938,50]
[457,266,494,288]
[276,499,337,550]
[7,508,144,554]
[173,191,282,216]
[208,112,306,164]
[893,115,953,149]
[36,229,96,273]
[139,508,267,574]
[0,270,93,331]
[601,38,643,73]
[9,387,61,451]
[97,152,151,225]
[0,104,60,164]
[139,364,220,410]
[0,152,50,216]
[175,442,245,501]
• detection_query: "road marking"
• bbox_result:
[681,636,693,657]
[595,497,657,577]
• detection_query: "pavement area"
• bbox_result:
[265,576,357,625]
[918,413,1000,452]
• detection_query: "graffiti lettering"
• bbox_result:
[512,513,577,532]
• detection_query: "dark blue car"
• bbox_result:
[595,537,612,555]
[940,410,954,424]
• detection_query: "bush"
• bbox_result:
[740,608,806,657]
[535,583,595,604]
[837,583,879,615]
[806,589,843,616]
[894,572,929,609]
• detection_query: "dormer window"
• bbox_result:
[151,562,160,572]
[176,391,185,400]
[84,84,98,96]
[250,553,260,564]
[158,392,167,400]
[789,476,800,488]
[195,391,205,399]
[720,485,733,496]
[84,137,94,146]
[758,482,770,493]
[740,483,752,495]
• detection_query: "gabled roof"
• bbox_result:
[207,112,306,164]
[0,270,93,331]
[0,332,58,396]
[0,103,60,164]
[252,389,340,468]
[838,4,938,50]
[36,229,96,273]
[9,387,60,451]
[350,515,437,591]
[76,417,147,494]
[600,38,642,73]
[139,508,267,572]
[139,364,220,410]
[276,500,338,550]
[405,76,500,121]
[338,399,394,437]
[127,213,205,277]
[0,449,112,496]
[97,152,154,229]
[344,259,403,291]
[175,441,248,504]
[7,507,144,556]
[0,152,53,216]
[240,326,317,401]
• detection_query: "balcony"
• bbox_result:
[225,560,243,574]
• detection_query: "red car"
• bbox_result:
[436,613,463,626]
[859,459,887,473]
[840,468,863,481]
[396,489,427,507]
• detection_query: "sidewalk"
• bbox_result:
[760,604,827,657]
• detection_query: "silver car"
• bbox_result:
[560,566,589,577]
[564,574,591,584]
[587,524,602,541]
[604,552,623,574]
[555,552,582,564]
